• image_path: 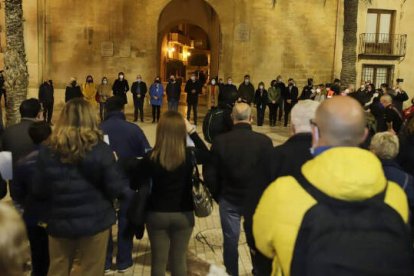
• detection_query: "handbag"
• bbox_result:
[126,179,151,239]
[190,150,213,217]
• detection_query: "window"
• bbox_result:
[365,10,395,43]
[362,65,394,89]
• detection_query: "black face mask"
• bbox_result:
[71,81,77,87]
[87,79,93,83]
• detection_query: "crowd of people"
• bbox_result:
[0,71,413,276]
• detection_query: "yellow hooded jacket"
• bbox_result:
[253,147,409,276]
[82,83,97,105]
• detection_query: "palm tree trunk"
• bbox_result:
[340,0,359,87]
[4,0,29,126]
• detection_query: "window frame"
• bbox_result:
[361,64,394,88]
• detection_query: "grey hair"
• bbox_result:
[232,103,251,122]
[291,100,320,133]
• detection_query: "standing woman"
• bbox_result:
[134,111,208,276]
[267,80,281,126]
[150,77,164,123]
[33,98,125,276]
[112,72,130,105]
[97,76,112,121]
[82,75,97,106]
[254,82,269,126]
[207,77,220,109]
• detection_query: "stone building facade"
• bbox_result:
[0,0,412,103]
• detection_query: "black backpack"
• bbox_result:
[291,173,414,276]
[202,108,231,143]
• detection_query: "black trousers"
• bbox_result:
[27,224,49,276]
[187,102,198,125]
[268,103,277,126]
[256,105,266,126]
[43,101,54,123]
[284,103,293,127]
[152,105,161,122]
[134,98,144,122]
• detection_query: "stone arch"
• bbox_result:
[157,0,221,79]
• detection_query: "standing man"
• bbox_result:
[254,97,412,276]
[185,73,201,125]
[204,103,273,276]
[38,80,54,125]
[112,72,130,105]
[379,94,403,134]
[131,75,148,122]
[284,78,299,127]
[166,75,181,111]
[101,96,150,274]
[238,74,255,105]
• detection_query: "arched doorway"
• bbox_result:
[157,0,221,83]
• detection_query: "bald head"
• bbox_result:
[314,97,367,147]
[232,102,252,124]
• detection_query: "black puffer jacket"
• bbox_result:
[33,141,126,238]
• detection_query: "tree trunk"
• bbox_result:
[340,0,359,87]
[4,0,29,126]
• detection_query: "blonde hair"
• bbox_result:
[370,132,399,159]
[151,111,186,171]
[49,98,102,163]
[0,203,30,276]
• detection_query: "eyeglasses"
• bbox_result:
[309,119,318,128]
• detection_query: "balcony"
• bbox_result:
[359,33,407,59]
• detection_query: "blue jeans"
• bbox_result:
[168,100,179,112]
[219,199,243,276]
[105,191,134,270]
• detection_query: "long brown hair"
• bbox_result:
[150,111,186,171]
[49,98,103,163]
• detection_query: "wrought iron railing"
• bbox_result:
[359,33,407,57]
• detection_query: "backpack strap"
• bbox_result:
[295,172,388,206]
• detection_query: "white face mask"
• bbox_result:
[103,80,108,85]
[316,88,321,93]
[228,81,232,85]
[211,80,216,85]
[245,79,250,84]
[119,75,124,80]
[137,78,141,82]
[191,76,196,81]
[259,86,264,90]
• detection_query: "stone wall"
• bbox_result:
[15,0,414,103]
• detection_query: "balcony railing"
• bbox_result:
[359,33,407,58]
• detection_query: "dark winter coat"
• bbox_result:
[32,142,127,238]
[112,79,130,104]
[299,85,313,100]
[285,85,299,105]
[100,112,150,159]
[204,123,273,206]
[238,83,255,104]
[166,81,181,102]
[254,89,269,108]
[185,80,202,104]
[38,82,54,104]
[381,158,414,212]
[131,81,147,102]
[65,84,82,103]
[1,119,36,167]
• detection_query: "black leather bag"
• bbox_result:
[190,151,213,218]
